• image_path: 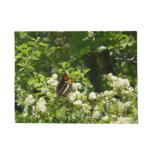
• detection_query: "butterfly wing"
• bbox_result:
[56,78,65,96]
[63,83,72,96]
[63,73,69,81]
[56,73,72,96]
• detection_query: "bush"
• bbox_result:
[15,32,137,123]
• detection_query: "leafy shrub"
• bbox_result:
[15,33,137,123]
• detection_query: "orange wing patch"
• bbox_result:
[63,73,69,81]
[67,79,72,84]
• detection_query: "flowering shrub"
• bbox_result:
[15,72,137,123]
[15,34,137,123]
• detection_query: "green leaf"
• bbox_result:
[82,80,87,85]
[15,56,21,59]
[37,37,40,41]
[96,46,106,53]
[30,37,36,41]
[27,41,35,46]
[83,69,90,74]
[58,68,63,73]
[33,58,39,60]
[39,42,47,46]
[17,63,25,67]
[71,71,81,75]
[82,78,90,86]
[59,62,68,69]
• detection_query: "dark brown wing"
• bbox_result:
[56,78,65,96]
[56,73,72,96]
[62,83,72,96]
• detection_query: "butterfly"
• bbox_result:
[56,73,72,96]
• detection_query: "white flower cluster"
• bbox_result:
[92,111,100,119]
[107,73,130,90]
[103,90,116,99]
[113,100,132,113]
[67,91,97,111]
[117,101,125,113]
[33,97,47,113]
[89,92,96,101]
[41,87,49,94]
[21,73,137,123]
[121,87,134,96]
[23,95,35,117]
[67,83,83,107]
[67,90,86,105]
[24,95,35,106]
[82,103,91,114]
[102,115,109,121]
[124,101,131,109]
[47,74,58,87]
[73,100,82,107]
[67,92,76,103]
[23,106,28,117]
[113,117,132,124]
[72,82,82,91]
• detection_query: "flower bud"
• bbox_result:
[89,92,96,101]
[73,100,82,107]
[52,74,58,80]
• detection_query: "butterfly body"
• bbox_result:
[56,73,72,96]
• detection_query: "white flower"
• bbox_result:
[28,95,33,100]
[72,91,86,101]
[23,105,28,117]
[114,117,131,124]
[23,112,28,117]
[52,80,58,87]
[103,115,109,121]
[124,79,130,88]
[107,73,117,81]
[73,100,82,107]
[128,87,134,92]
[112,76,118,81]
[47,78,54,83]
[89,92,96,101]
[107,73,113,80]
[103,90,116,99]
[24,105,28,112]
[124,101,131,108]
[108,74,131,91]
[121,87,134,96]
[84,109,90,114]
[52,74,58,80]
[46,92,51,96]
[92,111,100,119]
[82,103,91,114]
[111,115,117,119]
[67,92,76,103]
[41,87,47,94]
[24,95,35,106]
[72,82,82,90]
[103,98,110,106]
[74,91,81,99]
[103,90,109,97]
[47,77,58,87]
[96,94,101,99]
[117,101,125,113]
[34,97,47,113]
[94,106,98,110]
[111,98,117,103]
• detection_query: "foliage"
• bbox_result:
[15,31,137,123]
